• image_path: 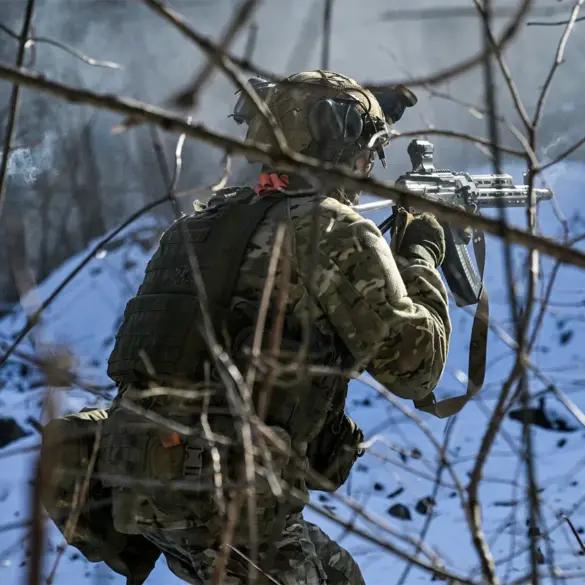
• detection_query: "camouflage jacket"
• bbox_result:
[100,184,451,530]
[224,186,451,402]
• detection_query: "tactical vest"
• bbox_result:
[107,187,350,434]
[107,187,282,385]
[100,186,354,544]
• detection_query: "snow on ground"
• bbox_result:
[1,161,585,584]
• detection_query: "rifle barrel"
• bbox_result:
[473,187,552,208]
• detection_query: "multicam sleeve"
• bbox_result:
[294,200,451,401]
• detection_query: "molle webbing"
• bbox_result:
[107,190,280,384]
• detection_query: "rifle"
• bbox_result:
[357,139,553,417]
[370,139,553,306]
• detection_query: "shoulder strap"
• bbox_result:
[215,191,282,310]
[174,191,282,373]
[414,231,489,418]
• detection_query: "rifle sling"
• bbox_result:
[414,230,489,418]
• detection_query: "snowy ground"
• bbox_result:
[1,160,585,584]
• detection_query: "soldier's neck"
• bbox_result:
[258,166,360,206]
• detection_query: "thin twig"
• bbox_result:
[366,0,532,90]
[0,0,37,221]
[16,0,532,95]
[28,391,57,585]
[305,502,478,585]
[0,24,121,69]
[388,126,525,157]
[245,224,286,392]
[132,0,288,154]
[380,5,566,21]
[165,0,262,111]
[532,0,585,130]
[563,515,585,554]
[394,418,457,585]
[257,229,291,423]
[27,457,44,585]
[175,155,232,199]
[527,15,585,26]
[0,195,172,366]
[521,7,584,582]
[473,0,532,130]
[537,134,585,171]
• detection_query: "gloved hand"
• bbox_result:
[390,208,446,267]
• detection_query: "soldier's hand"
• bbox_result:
[390,208,445,267]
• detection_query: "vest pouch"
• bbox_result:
[305,413,364,492]
[100,408,292,549]
[40,408,159,585]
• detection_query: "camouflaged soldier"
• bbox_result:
[41,71,451,585]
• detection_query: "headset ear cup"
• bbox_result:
[308,99,344,142]
[308,99,365,144]
[343,104,364,142]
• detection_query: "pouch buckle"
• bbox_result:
[183,443,205,478]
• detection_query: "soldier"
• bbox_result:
[41,71,450,585]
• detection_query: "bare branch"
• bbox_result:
[27,457,44,585]
[527,15,585,27]
[380,5,566,21]
[563,515,585,554]
[127,0,287,153]
[473,0,532,131]
[159,0,262,111]
[0,24,121,68]
[0,195,172,366]
[537,134,585,171]
[0,0,37,221]
[45,419,103,584]
[389,124,525,157]
[306,502,478,585]
[16,0,533,96]
[365,0,533,90]
[532,0,585,129]
[2,64,584,273]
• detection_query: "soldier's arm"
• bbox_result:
[295,201,451,401]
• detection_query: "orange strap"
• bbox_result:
[161,431,181,448]
[254,172,289,196]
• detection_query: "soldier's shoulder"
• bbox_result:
[214,185,254,199]
[287,195,364,228]
[204,185,255,207]
[165,186,255,229]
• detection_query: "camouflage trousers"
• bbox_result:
[142,513,365,585]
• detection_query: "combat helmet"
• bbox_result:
[230,69,417,173]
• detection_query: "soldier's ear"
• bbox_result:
[371,85,418,124]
